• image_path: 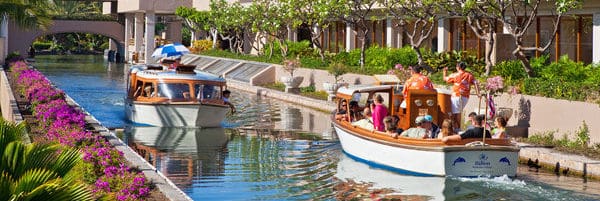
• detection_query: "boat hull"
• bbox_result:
[125,100,229,127]
[333,124,519,177]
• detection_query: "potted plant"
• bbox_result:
[280,57,304,91]
[323,62,349,100]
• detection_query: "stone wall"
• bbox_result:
[0,69,23,123]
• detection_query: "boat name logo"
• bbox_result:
[499,157,511,166]
[479,153,488,161]
[474,154,491,166]
[452,157,466,166]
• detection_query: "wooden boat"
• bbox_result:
[332,84,519,177]
[125,64,229,127]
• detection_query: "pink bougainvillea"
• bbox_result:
[10,62,150,200]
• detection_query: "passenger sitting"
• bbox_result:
[437,119,455,139]
[348,101,362,122]
[391,115,404,134]
[424,115,440,138]
[492,116,507,139]
[442,114,491,143]
[223,89,236,114]
[335,99,348,121]
[143,86,154,97]
[400,116,432,139]
[383,116,398,138]
[351,107,374,130]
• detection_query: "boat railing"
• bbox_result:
[334,119,514,147]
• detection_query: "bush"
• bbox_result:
[33,41,53,50]
[191,39,215,53]
[287,40,315,58]
[423,50,485,76]
[492,60,527,86]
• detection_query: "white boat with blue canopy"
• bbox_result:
[332,84,520,177]
[125,64,229,127]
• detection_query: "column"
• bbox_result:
[437,18,450,53]
[1,16,8,62]
[124,13,133,62]
[144,11,156,64]
[345,24,355,52]
[287,25,297,42]
[386,17,394,48]
[593,13,600,63]
[134,12,144,62]
[167,20,182,43]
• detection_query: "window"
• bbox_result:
[158,83,190,99]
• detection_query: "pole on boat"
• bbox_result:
[483,92,488,145]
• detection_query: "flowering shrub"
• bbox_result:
[9,62,151,200]
[485,76,504,96]
[387,64,412,82]
[282,58,301,77]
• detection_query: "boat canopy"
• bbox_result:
[130,65,225,83]
[336,85,396,99]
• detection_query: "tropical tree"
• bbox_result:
[381,0,441,67]
[281,0,346,61]
[337,0,377,69]
[48,0,102,18]
[0,119,92,201]
[0,0,52,30]
[455,0,581,77]
[176,7,218,48]
[210,0,248,53]
[443,0,500,76]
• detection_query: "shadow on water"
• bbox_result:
[33,55,600,201]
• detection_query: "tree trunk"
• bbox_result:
[514,49,534,77]
[310,31,325,61]
[484,32,495,76]
[210,29,218,49]
[413,46,424,66]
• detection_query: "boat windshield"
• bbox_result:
[194,84,221,100]
[157,83,190,99]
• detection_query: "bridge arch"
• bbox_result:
[7,20,124,57]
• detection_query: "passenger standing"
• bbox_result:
[443,62,480,132]
[401,66,435,108]
[372,94,388,132]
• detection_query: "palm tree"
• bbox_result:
[0,119,92,201]
[0,0,53,30]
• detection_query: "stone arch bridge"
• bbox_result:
[7,20,124,57]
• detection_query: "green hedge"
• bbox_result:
[33,41,52,50]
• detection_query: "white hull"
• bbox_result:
[125,100,229,127]
[333,124,519,177]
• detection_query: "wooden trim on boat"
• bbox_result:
[333,118,516,150]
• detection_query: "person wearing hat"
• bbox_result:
[443,62,481,132]
[400,65,435,108]
[399,116,432,139]
[424,115,440,138]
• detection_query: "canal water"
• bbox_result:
[34,55,600,200]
